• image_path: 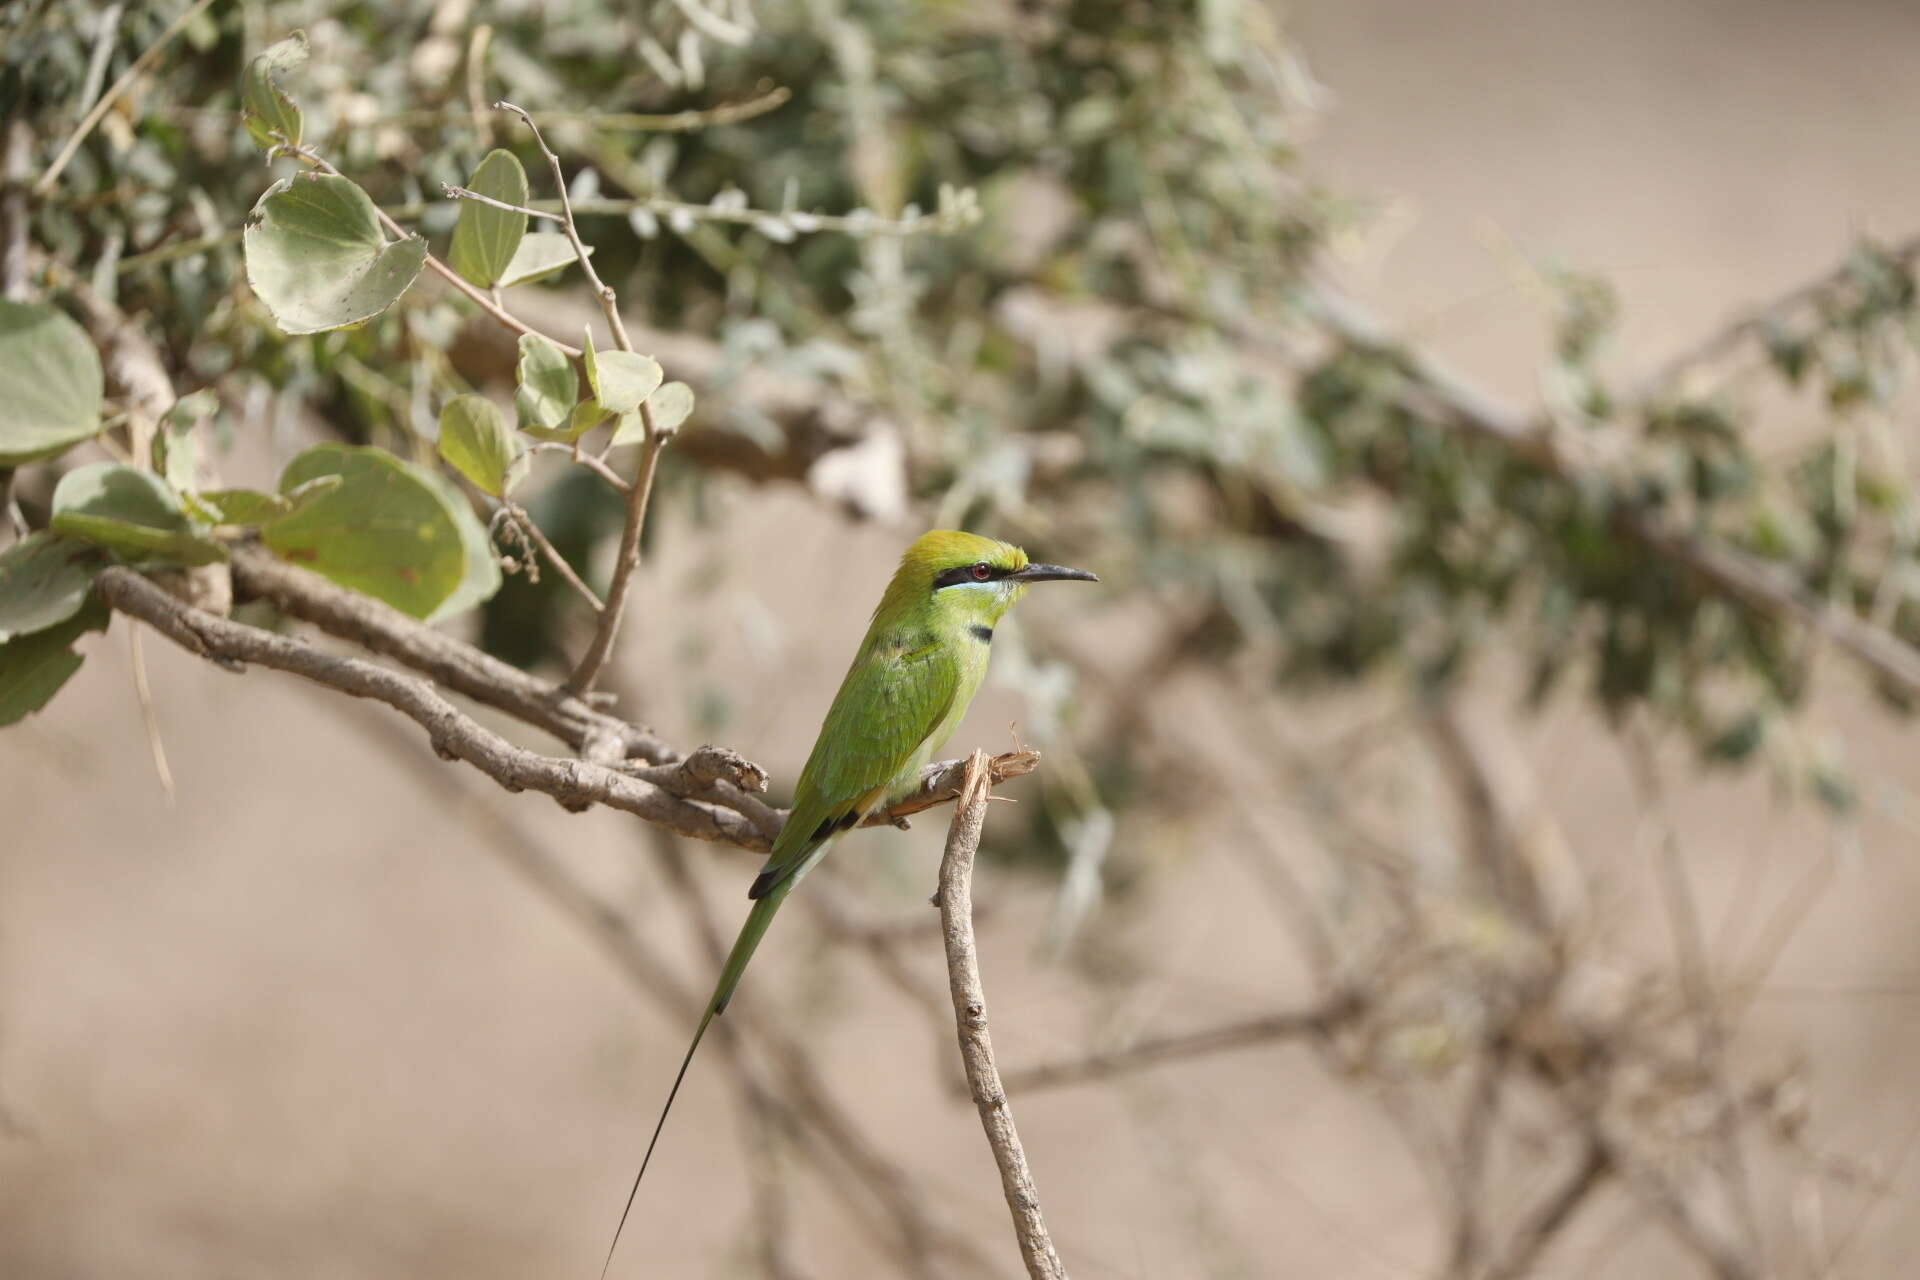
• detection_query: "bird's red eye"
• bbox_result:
[970,562,992,581]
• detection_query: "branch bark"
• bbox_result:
[97,564,771,847]
[228,545,668,765]
[106,554,1028,851]
[934,751,1067,1280]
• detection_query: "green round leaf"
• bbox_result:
[0,533,104,642]
[0,300,104,465]
[0,598,109,728]
[438,395,519,496]
[200,488,291,525]
[50,463,228,566]
[584,330,663,416]
[498,231,589,288]
[243,174,429,335]
[612,380,694,445]
[449,150,530,288]
[154,388,219,496]
[513,332,578,437]
[263,444,467,618]
[241,31,308,153]
[418,471,504,624]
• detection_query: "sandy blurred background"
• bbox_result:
[6,2,1920,1276]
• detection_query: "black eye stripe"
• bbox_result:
[933,562,1015,590]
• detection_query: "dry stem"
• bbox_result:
[934,751,1068,1280]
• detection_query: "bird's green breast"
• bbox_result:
[883,621,992,802]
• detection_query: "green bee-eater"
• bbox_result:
[601,529,1097,1273]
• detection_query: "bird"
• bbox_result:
[600,529,1098,1275]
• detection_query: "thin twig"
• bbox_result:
[1623,726,1766,1268]
[566,406,662,694]
[1000,999,1358,1094]
[934,751,1068,1280]
[494,100,632,352]
[1479,1142,1610,1280]
[481,102,662,696]
[442,184,562,222]
[566,84,791,132]
[74,5,127,123]
[503,500,603,612]
[1634,232,1920,399]
[650,833,813,1280]
[527,441,630,491]
[33,0,216,196]
[126,623,174,805]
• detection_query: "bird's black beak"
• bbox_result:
[1008,563,1099,584]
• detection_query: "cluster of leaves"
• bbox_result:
[1,20,707,725]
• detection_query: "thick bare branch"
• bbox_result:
[97,565,770,848]
[227,545,667,765]
[935,752,1067,1280]
[120,551,1020,848]
[865,749,1039,828]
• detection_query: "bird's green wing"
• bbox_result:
[750,636,960,899]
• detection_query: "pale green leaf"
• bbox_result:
[513,332,577,436]
[449,150,531,287]
[438,395,519,496]
[243,175,428,334]
[611,380,694,444]
[0,533,103,642]
[154,388,218,497]
[241,31,307,153]
[0,300,103,465]
[49,463,228,566]
[0,598,109,727]
[262,444,466,618]
[419,471,503,623]
[200,488,287,524]
[497,231,589,288]
[583,329,663,416]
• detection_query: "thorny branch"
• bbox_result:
[934,753,1068,1280]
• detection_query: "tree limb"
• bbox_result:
[227,545,669,765]
[934,752,1068,1280]
[1307,282,1920,702]
[107,554,1032,850]
[97,564,771,848]
[999,998,1360,1094]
